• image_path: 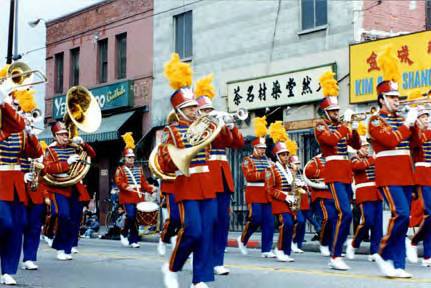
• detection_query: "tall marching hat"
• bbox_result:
[164,53,197,110]
[195,74,215,109]
[251,116,267,148]
[376,46,401,97]
[121,132,135,157]
[318,70,339,111]
[51,121,68,136]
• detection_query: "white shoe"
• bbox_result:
[190,282,209,288]
[71,247,79,254]
[261,251,276,258]
[394,268,412,278]
[368,253,378,262]
[22,260,38,270]
[46,238,53,247]
[320,245,330,257]
[56,250,69,261]
[346,240,355,260]
[328,257,350,270]
[422,258,431,267]
[274,249,288,262]
[170,236,177,251]
[214,265,230,275]
[158,239,167,256]
[291,242,304,254]
[131,242,140,248]
[162,263,179,288]
[405,238,418,263]
[120,235,129,247]
[64,253,72,260]
[237,236,247,255]
[0,274,16,285]
[375,254,397,278]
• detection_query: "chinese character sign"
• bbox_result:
[227,64,335,112]
[350,30,431,103]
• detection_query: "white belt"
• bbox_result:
[415,162,431,168]
[209,155,228,161]
[246,182,265,187]
[0,164,21,171]
[176,165,209,176]
[53,173,69,178]
[325,155,348,161]
[376,150,410,158]
[355,182,376,189]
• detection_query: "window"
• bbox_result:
[174,11,193,59]
[116,33,127,79]
[54,52,64,93]
[70,48,80,86]
[98,39,108,83]
[301,0,327,31]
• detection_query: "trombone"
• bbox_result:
[398,96,431,113]
[0,61,47,90]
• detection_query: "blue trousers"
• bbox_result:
[213,184,231,266]
[328,182,353,257]
[379,185,412,269]
[52,193,81,254]
[293,210,306,249]
[71,201,83,247]
[303,207,321,233]
[170,199,217,283]
[412,186,431,259]
[122,203,139,244]
[277,213,294,255]
[352,201,383,255]
[160,193,180,244]
[241,203,274,253]
[314,199,337,250]
[0,200,27,275]
[23,203,43,262]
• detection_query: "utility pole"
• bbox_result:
[6,0,15,64]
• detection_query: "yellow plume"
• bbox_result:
[0,64,10,78]
[164,53,193,90]
[377,46,400,82]
[318,70,339,97]
[407,89,423,101]
[195,74,215,99]
[268,121,288,143]
[285,138,298,156]
[121,132,135,149]
[39,141,48,152]
[14,90,37,112]
[253,116,267,138]
[357,121,367,136]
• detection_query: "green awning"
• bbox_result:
[38,111,135,144]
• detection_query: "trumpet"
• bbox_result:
[208,107,248,124]
[0,61,47,90]
[339,106,377,122]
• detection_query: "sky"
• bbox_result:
[0,0,104,127]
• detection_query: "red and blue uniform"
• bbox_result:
[159,179,180,244]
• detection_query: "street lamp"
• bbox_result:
[28,18,46,28]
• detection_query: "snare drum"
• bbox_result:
[136,202,159,226]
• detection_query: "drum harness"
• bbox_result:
[123,166,143,199]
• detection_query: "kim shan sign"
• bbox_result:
[227,63,336,112]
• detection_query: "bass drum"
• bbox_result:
[136,202,159,226]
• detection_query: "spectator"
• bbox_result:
[83,216,100,238]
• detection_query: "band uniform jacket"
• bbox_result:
[265,162,295,215]
[115,163,154,205]
[351,155,382,204]
[243,153,272,204]
[410,123,431,186]
[44,142,96,198]
[304,156,333,203]
[314,118,361,184]
[368,111,414,186]
[157,119,230,202]
[0,102,26,142]
[0,132,42,205]
[208,125,244,193]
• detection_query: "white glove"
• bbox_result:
[24,172,34,183]
[285,195,295,204]
[351,121,359,130]
[343,109,354,123]
[35,156,44,164]
[226,123,234,130]
[72,136,83,145]
[67,154,80,165]
[404,108,418,127]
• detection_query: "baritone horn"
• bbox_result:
[0,61,48,90]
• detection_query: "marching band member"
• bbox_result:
[196,74,244,275]
[346,130,383,262]
[407,102,431,267]
[44,121,96,260]
[314,70,361,270]
[237,116,275,258]
[368,47,415,278]
[290,155,307,254]
[0,92,42,284]
[304,154,337,257]
[115,132,157,248]
[158,54,230,288]
[265,121,297,262]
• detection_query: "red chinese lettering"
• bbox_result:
[366,51,380,72]
[397,45,414,65]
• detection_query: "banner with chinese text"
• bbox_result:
[350,30,431,103]
[227,63,336,112]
